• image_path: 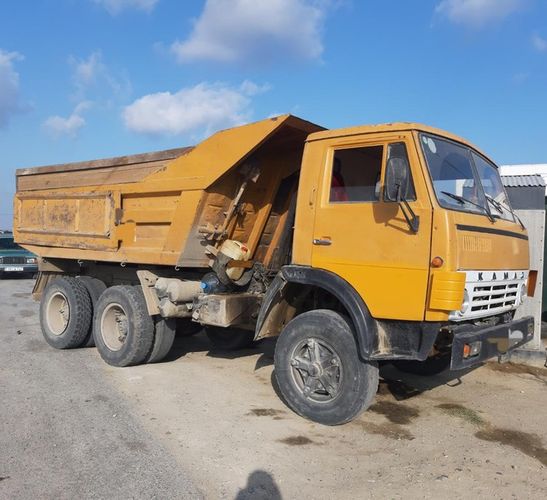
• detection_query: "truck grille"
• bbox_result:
[470,282,519,313]
[2,256,25,264]
[450,270,527,321]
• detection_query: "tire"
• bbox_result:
[145,317,176,363]
[93,285,155,367]
[40,276,92,349]
[176,318,202,337]
[274,309,379,426]
[392,355,450,376]
[205,326,255,350]
[77,276,107,347]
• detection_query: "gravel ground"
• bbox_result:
[1,278,546,499]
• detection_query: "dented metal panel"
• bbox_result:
[15,192,117,250]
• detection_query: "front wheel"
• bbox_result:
[274,309,379,426]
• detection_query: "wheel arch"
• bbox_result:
[255,265,378,359]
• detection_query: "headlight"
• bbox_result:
[460,289,470,314]
[517,282,527,305]
[26,257,37,264]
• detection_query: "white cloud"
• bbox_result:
[0,49,24,128]
[532,33,547,52]
[171,0,328,64]
[93,0,159,15]
[239,80,272,96]
[43,102,91,138]
[123,81,268,136]
[435,0,524,27]
[72,51,104,89]
[69,51,131,101]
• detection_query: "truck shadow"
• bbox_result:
[164,331,276,369]
[165,332,480,403]
[378,363,480,401]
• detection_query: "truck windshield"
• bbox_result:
[420,134,514,222]
[0,237,20,250]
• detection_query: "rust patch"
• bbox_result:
[437,403,485,426]
[249,408,284,417]
[278,436,315,446]
[370,401,420,425]
[475,427,547,467]
[358,421,415,441]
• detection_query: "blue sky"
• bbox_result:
[1,0,546,228]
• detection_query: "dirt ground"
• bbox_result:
[1,278,546,499]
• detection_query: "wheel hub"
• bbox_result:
[289,338,342,402]
[101,303,129,352]
[46,292,70,336]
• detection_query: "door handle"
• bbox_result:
[313,238,332,246]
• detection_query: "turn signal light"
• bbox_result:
[527,271,537,297]
[431,256,444,268]
[463,341,482,358]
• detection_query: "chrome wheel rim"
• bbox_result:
[46,292,70,336]
[101,303,129,351]
[289,337,343,403]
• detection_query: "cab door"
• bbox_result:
[310,134,433,321]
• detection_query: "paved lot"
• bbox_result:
[1,278,546,499]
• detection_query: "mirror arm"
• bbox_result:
[399,199,420,233]
[396,184,419,233]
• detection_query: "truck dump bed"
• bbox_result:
[14,115,324,269]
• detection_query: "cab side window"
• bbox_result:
[329,145,383,203]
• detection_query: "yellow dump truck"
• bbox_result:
[14,115,535,425]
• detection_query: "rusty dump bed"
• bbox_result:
[14,115,324,269]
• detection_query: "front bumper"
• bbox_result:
[451,316,534,370]
[0,264,38,274]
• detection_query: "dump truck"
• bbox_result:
[13,115,535,425]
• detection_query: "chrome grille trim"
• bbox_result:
[1,256,25,264]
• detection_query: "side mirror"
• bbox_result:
[384,157,410,202]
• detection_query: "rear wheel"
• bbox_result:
[205,326,254,350]
[77,276,107,347]
[40,276,92,349]
[93,286,154,367]
[274,309,379,426]
[145,318,176,363]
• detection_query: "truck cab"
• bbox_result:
[256,122,533,423]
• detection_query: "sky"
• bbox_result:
[1,0,547,228]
